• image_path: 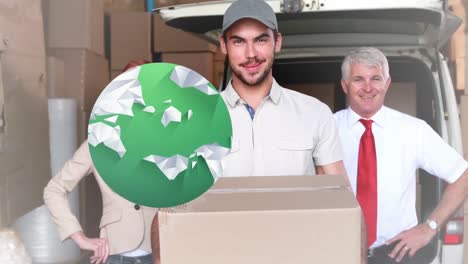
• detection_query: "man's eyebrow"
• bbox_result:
[228,35,245,41]
[228,33,271,41]
[254,33,270,40]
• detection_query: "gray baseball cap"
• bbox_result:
[222,0,278,34]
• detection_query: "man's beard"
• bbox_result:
[230,57,273,87]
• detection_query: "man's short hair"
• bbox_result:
[341,47,390,81]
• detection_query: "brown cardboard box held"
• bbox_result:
[44,0,105,56]
[158,175,361,264]
[153,14,217,53]
[162,52,215,84]
[108,12,152,70]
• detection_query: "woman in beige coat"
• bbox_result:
[44,60,157,264]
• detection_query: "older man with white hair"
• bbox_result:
[335,47,468,264]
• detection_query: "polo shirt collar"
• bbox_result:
[223,78,282,108]
[269,78,282,105]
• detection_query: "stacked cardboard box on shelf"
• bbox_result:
[161,52,217,82]
[43,0,109,238]
[154,13,225,87]
[0,0,50,226]
[107,11,152,79]
[158,175,361,264]
[47,49,109,142]
[104,0,147,12]
[213,48,227,88]
[286,83,336,111]
[448,1,465,92]
[44,0,109,141]
[155,0,215,8]
[44,0,105,56]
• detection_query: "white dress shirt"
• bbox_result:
[334,106,468,248]
[221,78,343,177]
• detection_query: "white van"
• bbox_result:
[155,0,465,263]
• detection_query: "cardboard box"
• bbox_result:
[286,83,336,111]
[0,0,50,226]
[111,70,122,81]
[108,12,152,70]
[158,175,361,264]
[213,49,225,88]
[78,111,90,145]
[214,48,226,62]
[448,2,465,59]
[162,52,215,84]
[104,0,146,12]
[47,56,98,143]
[455,57,465,92]
[0,55,51,226]
[156,0,214,7]
[47,57,66,98]
[153,13,217,53]
[44,0,105,56]
[47,49,110,113]
[213,59,225,88]
[386,82,417,117]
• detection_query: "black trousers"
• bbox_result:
[368,242,435,264]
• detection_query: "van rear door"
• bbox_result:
[156,0,461,49]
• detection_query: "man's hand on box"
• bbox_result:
[385,224,436,262]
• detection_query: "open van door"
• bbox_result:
[155,1,464,263]
[156,0,461,48]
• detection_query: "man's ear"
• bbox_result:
[385,76,392,90]
[274,32,282,53]
[219,35,228,55]
[341,79,349,95]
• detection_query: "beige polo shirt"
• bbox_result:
[221,78,343,177]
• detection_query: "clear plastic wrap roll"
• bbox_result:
[13,98,80,263]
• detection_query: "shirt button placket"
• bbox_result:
[253,101,266,175]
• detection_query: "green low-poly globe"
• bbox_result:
[88,63,232,208]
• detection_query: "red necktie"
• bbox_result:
[357,119,377,248]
